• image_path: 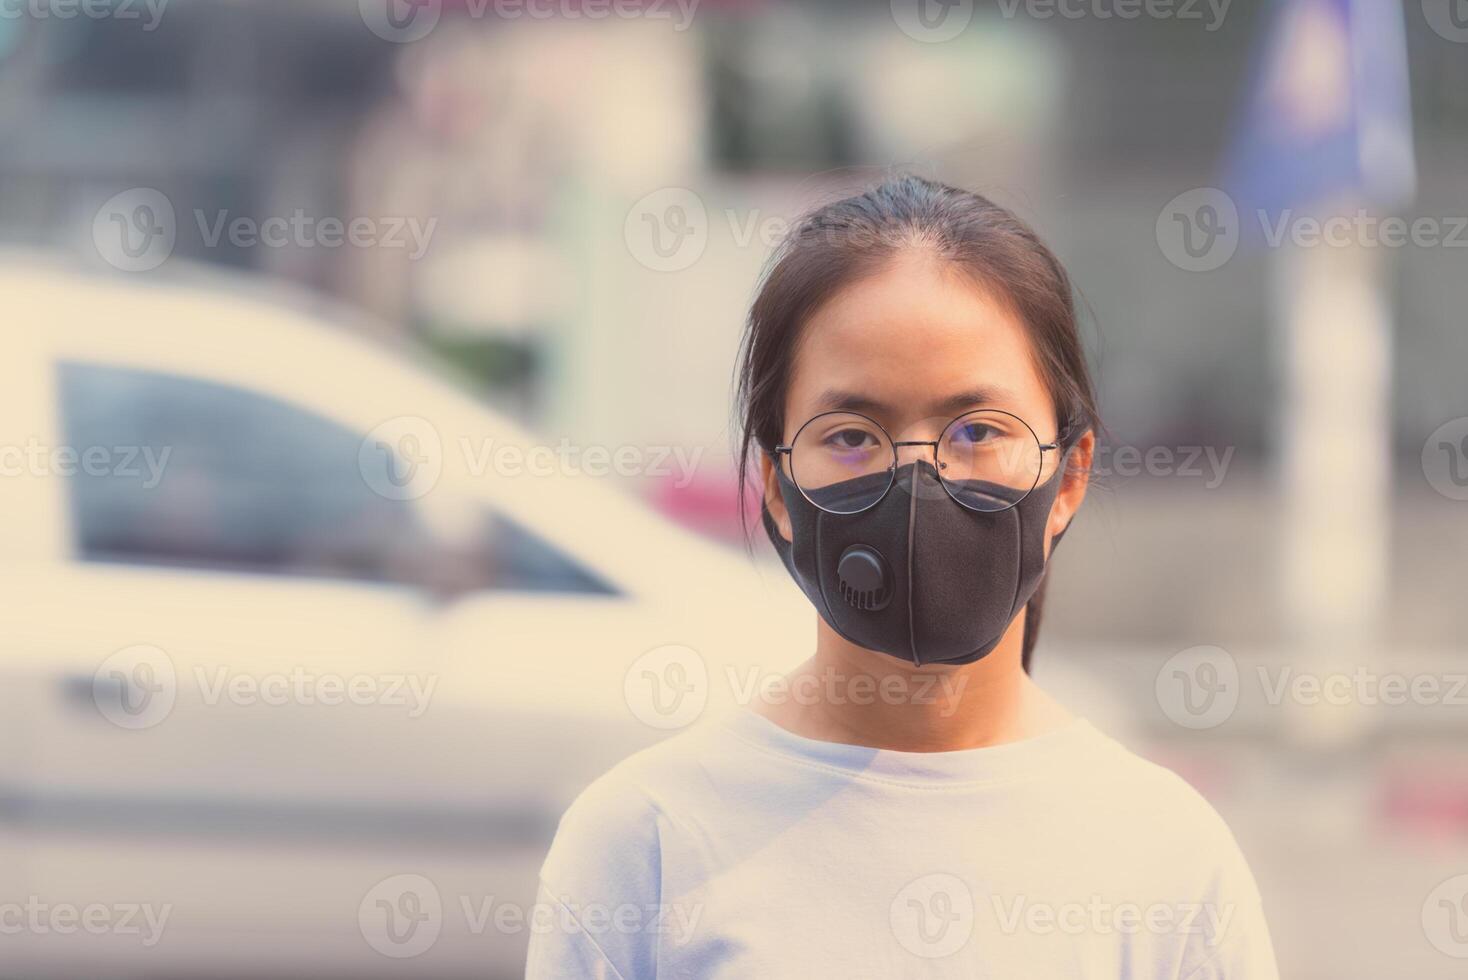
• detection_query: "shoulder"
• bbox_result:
[1079,726,1247,850]
[538,714,737,898]
[1063,727,1265,915]
[531,725,731,980]
[1075,727,1274,960]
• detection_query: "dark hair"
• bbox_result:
[734,174,1101,671]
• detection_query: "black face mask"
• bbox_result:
[762,459,1065,666]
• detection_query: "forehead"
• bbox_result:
[785,253,1052,431]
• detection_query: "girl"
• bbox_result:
[527,176,1277,978]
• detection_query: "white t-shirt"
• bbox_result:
[527,709,1278,979]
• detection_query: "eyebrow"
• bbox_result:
[812,385,1017,419]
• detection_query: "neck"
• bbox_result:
[755,611,1074,752]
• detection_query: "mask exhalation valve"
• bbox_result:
[836,545,893,611]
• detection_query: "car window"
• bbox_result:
[57,362,614,596]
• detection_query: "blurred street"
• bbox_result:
[1,0,1466,976]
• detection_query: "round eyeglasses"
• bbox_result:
[772,409,1063,515]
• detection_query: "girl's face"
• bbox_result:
[763,250,1092,557]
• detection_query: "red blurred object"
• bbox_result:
[1140,746,1234,802]
[649,471,756,545]
[1379,770,1468,841]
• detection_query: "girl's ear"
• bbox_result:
[761,453,793,543]
[1046,429,1093,552]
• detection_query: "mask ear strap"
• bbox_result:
[758,448,793,539]
[1021,576,1046,675]
[1050,517,1074,547]
[758,499,781,541]
[1046,414,1089,547]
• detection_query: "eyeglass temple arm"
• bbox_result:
[775,441,1061,453]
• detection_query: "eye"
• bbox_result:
[951,421,1000,446]
[823,427,880,452]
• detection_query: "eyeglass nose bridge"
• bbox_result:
[892,439,945,469]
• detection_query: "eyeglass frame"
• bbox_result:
[770,408,1066,515]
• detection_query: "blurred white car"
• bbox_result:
[0,256,809,978]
